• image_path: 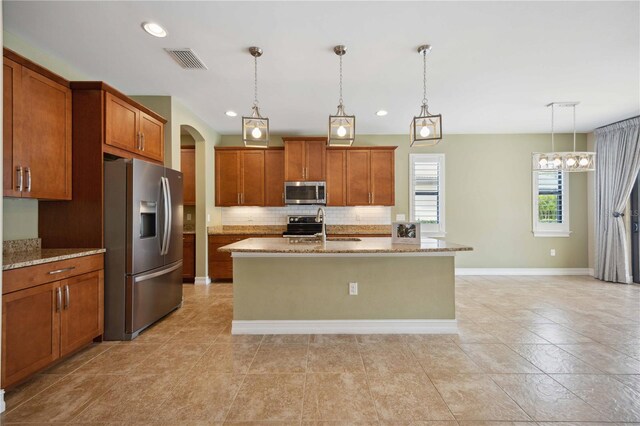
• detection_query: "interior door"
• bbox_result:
[129,159,164,275]
[164,167,184,265]
[632,173,639,284]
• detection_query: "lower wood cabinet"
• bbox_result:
[183,233,195,282]
[2,254,104,389]
[208,234,280,281]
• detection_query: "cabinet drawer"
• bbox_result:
[3,254,104,295]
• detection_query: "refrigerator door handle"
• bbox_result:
[134,261,182,283]
[165,176,173,255]
[160,177,170,255]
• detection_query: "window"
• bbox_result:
[410,153,445,236]
[533,170,570,237]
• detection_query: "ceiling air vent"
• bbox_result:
[164,48,208,70]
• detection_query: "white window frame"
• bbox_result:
[409,153,445,237]
[532,170,570,237]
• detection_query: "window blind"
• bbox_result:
[537,170,563,223]
[413,160,440,224]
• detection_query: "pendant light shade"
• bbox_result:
[532,102,595,172]
[328,45,355,146]
[242,47,269,148]
[410,45,442,147]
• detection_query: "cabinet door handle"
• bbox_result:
[56,287,62,312]
[16,166,23,192]
[25,167,32,192]
[241,193,244,204]
[48,266,75,275]
[369,192,372,204]
[141,133,145,151]
[64,285,70,309]
[237,193,240,205]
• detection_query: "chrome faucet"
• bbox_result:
[315,207,326,242]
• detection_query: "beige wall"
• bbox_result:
[220,133,589,269]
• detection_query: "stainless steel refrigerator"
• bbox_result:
[104,158,183,340]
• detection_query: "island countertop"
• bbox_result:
[219,237,472,255]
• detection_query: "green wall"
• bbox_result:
[219,133,589,269]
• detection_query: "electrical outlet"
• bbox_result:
[550,249,556,256]
[396,214,406,221]
[349,282,358,295]
[186,213,192,221]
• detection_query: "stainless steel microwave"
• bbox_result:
[284,181,326,205]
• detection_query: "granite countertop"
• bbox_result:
[3,248,106,271]
[207,225,391,235]
[218,237,472,254]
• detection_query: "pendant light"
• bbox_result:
[242,46,269,148]
[532,102,595,172]
[328,45,355,146]
[410,44,442,146]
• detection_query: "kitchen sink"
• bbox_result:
[326,237,362,242]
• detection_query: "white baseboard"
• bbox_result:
[232,319,457,335]
[0,389,5,413]
[194,276,211,285]
[455,268,592,276]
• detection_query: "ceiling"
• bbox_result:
[4,1,639,135]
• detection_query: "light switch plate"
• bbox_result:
[396,214,406,221]
[349,282,358,295]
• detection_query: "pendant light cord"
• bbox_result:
[422,49,429,109]
[551,103,555,152]
[339,53,343,106]
[254,55,259,106]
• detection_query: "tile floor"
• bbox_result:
[2,275,640,424]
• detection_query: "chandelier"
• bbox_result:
[532,102,595,172]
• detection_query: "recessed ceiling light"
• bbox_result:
[142,22,167,38]
[225,110,238,117]
[376,110,388,116]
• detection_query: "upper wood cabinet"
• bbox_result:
[265,149,285,206]
[283,138,326,181]
[326,148,347,206]
[3,50,72,200]
[104,93,164,163]
[181,147,196,206]
[215,148,265,206]
[345,147,396,206]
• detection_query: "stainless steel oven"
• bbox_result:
[284,181,326,205]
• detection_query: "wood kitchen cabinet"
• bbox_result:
[326,148,347,206]
[181,147,196,206]
[38,82,167,249]
[183,233,195,282]
[265,149,285,206]
[3,49,72,200]
[2,254,104,389]
[283,137,326,181]
[215,148,265,206]
[208,234,280,281]
[105,92,164,163]
[327,146,396,206]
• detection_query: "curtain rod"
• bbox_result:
[595,115,640,130]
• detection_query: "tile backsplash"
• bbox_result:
[221,206,391,225]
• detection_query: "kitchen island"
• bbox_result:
[219,237,472,335]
